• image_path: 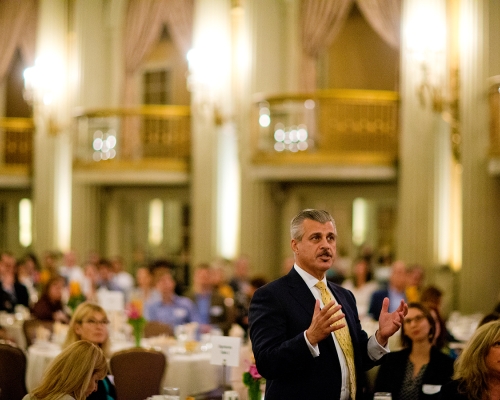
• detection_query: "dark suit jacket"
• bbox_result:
[374,347,454,399]
[0,281,30,313]
[249,267,377,400]
[368,288,389,321]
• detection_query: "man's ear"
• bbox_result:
[291,239,298,253]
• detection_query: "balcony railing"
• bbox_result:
[74,105,191,169]
[0,117,34,170]
[252,89,400,166]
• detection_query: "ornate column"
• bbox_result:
[32,0,72,254]
[459,0,500,313]
[397,0,455,273]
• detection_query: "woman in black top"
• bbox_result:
[374,303,454,399]
[441,320,500,400]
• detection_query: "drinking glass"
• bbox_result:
[163,387,180,400]
[373,392,392,400]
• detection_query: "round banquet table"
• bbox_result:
[26,340,220,398]
[0,312,26,349]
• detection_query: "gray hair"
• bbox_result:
[290,209,336,241]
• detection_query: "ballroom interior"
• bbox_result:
[1,0,500,315]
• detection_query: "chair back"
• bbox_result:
[0,341,28,400]
[22,319,55,347]
[144,321,174,338]
[110,347,167,400]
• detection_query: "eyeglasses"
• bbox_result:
[403,314,426,325]
[81,319,110,326]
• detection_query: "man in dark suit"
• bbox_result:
[249,209,407,400]
[368,261,408,321]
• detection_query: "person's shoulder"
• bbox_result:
[431,347,455,365]
[440,380,466,399]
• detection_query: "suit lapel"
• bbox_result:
[285,268,316,318]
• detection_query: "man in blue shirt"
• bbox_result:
[145,267,199,327]
[368,260,408,320]
[186,263,234,335]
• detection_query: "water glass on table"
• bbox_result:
[373,392,392,400]
[163,386,181,400]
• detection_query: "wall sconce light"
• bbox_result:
[23,56,64,135]
[406,4,461,162]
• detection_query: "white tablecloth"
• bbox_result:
[0,313,26,349]
[26,340,221,399]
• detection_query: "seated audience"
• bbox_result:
[23,340,108,400]
[17,253,41,306]
[441,320,500,400]
[129,266,158,305]
[145,267,199,327]
[31,275,70,323]
[405,264,425,303]
[374,302,454,399]
[187,263,234,335]
[0,251,30,313]
[342,257,379,318]
[96,258,121,292]
[211,258,235,299]
[110,256,134,297]
[63,302,116,400]
[369,260,408,320]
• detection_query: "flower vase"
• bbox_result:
[247,383,261,400]
[130,319,145,347]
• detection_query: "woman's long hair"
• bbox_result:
[454,320,500,400]
[62,301,111,357]
[31,340,107,400]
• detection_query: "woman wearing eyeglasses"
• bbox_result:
[63,302,116,400]
[440,320,500,400]
[374,302,454,399]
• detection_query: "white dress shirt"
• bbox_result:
[294,264,389,400]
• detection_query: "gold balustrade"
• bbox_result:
[252,89,400,166]
[0,117,34,167]
[74,105,191,169]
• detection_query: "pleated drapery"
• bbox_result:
[300,0,401,91]
[122,0,193,158]
[0,0,37,83]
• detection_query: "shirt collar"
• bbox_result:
[294,264,327,289]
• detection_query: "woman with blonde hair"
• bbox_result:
[23,340,107,400]
[441,320,500,400]
[63,302,116,399]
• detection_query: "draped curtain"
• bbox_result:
[122,0,193,158]
[300,0,401,92]
[0,0,37,83]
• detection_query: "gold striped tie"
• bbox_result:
[315,281,356,400]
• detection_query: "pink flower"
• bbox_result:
[248,364,262,379]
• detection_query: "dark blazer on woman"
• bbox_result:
[0,281,29,313]
[249,267,378,400]
[439,380,473,400]
[374,346,454,399]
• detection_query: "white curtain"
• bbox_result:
[121,0,193,158]
[356,0,400,49]
[300,0,401,91]
[300,0,354,92]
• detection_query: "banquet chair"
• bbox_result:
[144,321,174,338]
[0,340,28,400]
[110,347,167,400]
[22,319,55,347]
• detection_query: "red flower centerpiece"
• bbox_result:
[243,360,265,400]
[126,300,146,347]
